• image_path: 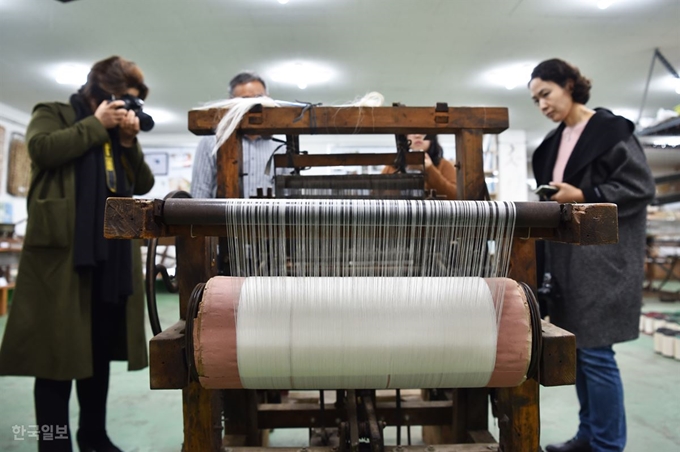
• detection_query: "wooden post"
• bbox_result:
[177,236,222,451]
[450,389,490,443]
[217,133,243,199]
[182,381,223,452]
[214,130,261,447]
[493,238,540,452]
[455,130,486,201]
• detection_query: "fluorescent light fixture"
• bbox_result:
[143,107,175,124]
[597,0,615,9]
[278,0,289,4]
[54,63,90,86]
[269,61,334,90]
[485,63,535,90]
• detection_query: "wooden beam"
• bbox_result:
[555,203,619,245]
[274,152,424,168]
[149,320,187,389]
[103,198,164,239]
[188,106,509,136]
[257,400,454,429]
[539,321,576,387]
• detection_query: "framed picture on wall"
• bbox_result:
[144,152,169,176]
[7,133,30,197]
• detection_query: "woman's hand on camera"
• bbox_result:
[550,181,585,203]
[423,152,433,169]
[94,100,126,129]
[119,110,140,148]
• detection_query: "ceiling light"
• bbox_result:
[54,63,90,86]
[673,78,680,95]
[597,0,615,9]
[269,61,334,90]
[485,63,535,90]
[278,0,289,4]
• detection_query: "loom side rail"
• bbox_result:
[188,106,509,136]
[104,198,618,246]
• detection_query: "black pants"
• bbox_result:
[34,301,126,452]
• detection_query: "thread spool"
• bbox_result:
[654,328,665,354]
[643,313,657,335]
[191,276,537,390]
[661,329,675,358]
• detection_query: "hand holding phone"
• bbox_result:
[534,184,559,199]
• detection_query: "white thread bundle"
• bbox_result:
[222,199,516,389]
[334,91,385,108]
[195,97,281,155]
[236,277,497,389]
[194,92,385,157]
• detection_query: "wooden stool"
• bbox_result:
[0,282,15,316]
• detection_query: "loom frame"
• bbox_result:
[103,104,618,452]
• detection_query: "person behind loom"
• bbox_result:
[382,133,457,199]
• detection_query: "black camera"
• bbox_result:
[113,94,155,132]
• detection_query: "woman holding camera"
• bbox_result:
[530,58,654,452]
[0,56,154,452]
[382,134,457,199]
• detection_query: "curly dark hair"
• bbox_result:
[80,56,148,104]
[530,58,592,104]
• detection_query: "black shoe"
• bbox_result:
[76,431,123,452]
[545,437,592,452]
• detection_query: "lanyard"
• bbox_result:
[103,142,117,193]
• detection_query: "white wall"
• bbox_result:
[497,130,529,202]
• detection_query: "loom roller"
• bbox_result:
[174,198,545,391]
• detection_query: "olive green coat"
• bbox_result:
[0,102,154,380]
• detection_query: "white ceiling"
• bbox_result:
[0,0,679,154]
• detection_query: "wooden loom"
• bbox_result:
[103,104,619,452]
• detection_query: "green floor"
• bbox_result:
[1,286,679,452]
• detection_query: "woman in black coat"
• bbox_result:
[529,59,654,452]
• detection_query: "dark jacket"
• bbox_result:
[0,102,154,380]
[532,108,654,349]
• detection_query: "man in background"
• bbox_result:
[190,71,282,198]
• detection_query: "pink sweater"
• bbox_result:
[552,119,589,182]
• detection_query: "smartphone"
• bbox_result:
[534,185,559,198]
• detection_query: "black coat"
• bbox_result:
[532,108,655,348]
